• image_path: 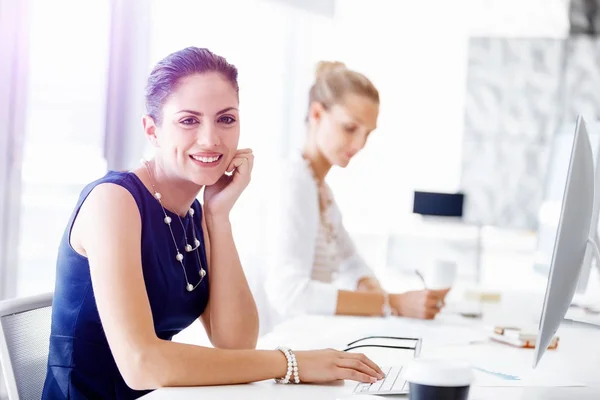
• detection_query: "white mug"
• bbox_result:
[424,260,457,290]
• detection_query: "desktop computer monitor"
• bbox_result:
[535,121,600,294]
[576,121,600,292]
[533,115,599,368]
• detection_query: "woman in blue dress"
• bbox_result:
[41,47,383,399]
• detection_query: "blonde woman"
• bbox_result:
[265,61,448,322]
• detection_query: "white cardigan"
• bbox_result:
[264,156,375,319]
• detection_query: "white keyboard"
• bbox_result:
[353,366,408,395]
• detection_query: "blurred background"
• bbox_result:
[2,0,600,335]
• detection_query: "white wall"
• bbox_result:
[468,0,570,38]
[323,0,471,235]
[292,0,573,282]
[324,0,569,236]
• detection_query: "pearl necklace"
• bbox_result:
[143,160,206,292]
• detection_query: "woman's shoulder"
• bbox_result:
[83,170,140,190]
[263,157,318,216]
[271,155,315,190]
[77,171,148,215]
[82,170,148,197]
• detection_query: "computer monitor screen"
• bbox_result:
[533,115,596,368]
[535,122,600,289]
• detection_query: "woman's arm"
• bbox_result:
[77,183,267,388]
[76,183,382,390]
[357,276,384,292]
[335,290,386,316]
[334,214,449,318]
[199,212,259,349]
[197,148,258,348]
[265,171,387,317]
[332,212,448,319]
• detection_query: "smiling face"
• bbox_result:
[143,72,240,186]
[309,93,379,167]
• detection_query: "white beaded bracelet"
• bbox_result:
[275,346,300,384]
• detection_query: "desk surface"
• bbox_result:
[143,291,600,399]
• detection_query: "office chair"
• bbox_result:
[0,293,53,400]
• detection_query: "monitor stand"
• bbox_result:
[566,237,600,328]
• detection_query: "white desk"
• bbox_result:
[143,291,600,399]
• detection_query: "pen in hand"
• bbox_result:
[415,269,427,289]
[415,269,445,308]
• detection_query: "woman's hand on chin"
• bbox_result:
[203,148,254,218]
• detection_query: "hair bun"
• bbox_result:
[315,61,346,79]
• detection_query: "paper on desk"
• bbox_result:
[350,318,488,348]
[473,367,585,387]
[565,307,600,327]
[260,315,488,351]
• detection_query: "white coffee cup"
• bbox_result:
[405,358,473,400]
[424,260,457,290]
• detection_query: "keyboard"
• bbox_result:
[353,366,408,395]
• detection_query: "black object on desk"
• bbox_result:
[413,191,465,218]
[343,336,422,354]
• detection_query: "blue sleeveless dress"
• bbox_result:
[42,171,210,399]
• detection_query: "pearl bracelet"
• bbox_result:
[275,346,300,384]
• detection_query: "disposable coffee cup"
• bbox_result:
[405,358,473,400]
[425,260,457,290]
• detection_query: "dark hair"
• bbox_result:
[145,47,239,125]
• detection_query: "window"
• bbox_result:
[16,0,110,296]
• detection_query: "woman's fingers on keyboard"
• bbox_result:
[344,352,385,376]
[337,358,383,380]
[337,368,378,383]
